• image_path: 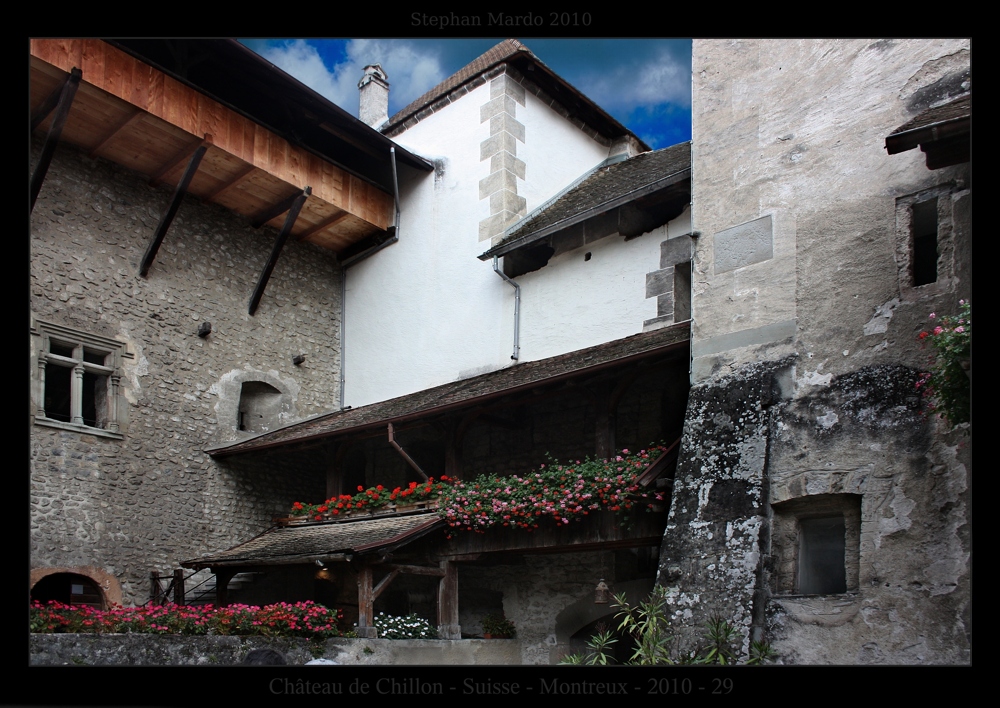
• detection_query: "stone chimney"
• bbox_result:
[358,64,390,129]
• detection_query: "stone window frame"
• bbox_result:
[894,183,959,299]
[31,320,131,440]
[770,493,861,596]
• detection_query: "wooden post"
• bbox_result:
[356,565,377,638]
[437,560,460,639]
[214,568,236,608]
[444,420,463,480]
[592,381,614,459]
[149,571,162,606]
[173,569,185,605]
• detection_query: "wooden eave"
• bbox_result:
[30,39,393,254]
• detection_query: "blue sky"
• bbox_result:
[240,39,691,149]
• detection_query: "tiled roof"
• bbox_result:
[182,513,443,568]
[888,95,971,137]
[381,39,642,148]
[483,142,691,257]
[207,322,688,457]
[383,39,530,133]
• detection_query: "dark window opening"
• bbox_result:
[82,371,108,428]
[798,516,847,594]
[674,261,692,322]
[50,342,75,358]
[912,198,938,286]
[44,363,73,423]
[83,348,108,365]
[238,381,283,433]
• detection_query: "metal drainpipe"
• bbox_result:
[339,148,402,409]
[492,256,520,361]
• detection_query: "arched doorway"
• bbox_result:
[30,572,105,609]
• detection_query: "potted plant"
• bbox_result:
[481,612,516,639]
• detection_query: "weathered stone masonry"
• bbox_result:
[658,359,970,664]
[30,142,343,604]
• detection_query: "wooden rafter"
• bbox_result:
[30,40,394,255]
[201,163,256,202]
[88,110,143,158]
[295,211,350,242]
[149,136,212,188]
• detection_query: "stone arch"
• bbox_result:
[212,368,299,440]
[552,577,654,663]
[29,566,123,609]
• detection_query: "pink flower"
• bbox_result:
[955,326,965,333]
[929,313,936,319]
[933,326,943,335]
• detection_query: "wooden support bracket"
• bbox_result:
[30,67,82,213]
[139,138,211,277]
[248,186,311,315]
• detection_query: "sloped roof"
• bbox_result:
[182,513,444,568]
[887,94,970,140]
[207,322,689,457]
[382,39,646,149]
[385,39,528,132]
[885,94,970,160]
[482,141,691,259]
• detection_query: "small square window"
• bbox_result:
[32,321,131,438]
[771,494,861,596]
[894,185,958,297]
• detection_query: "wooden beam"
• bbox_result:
[172,568,185,605]
[29,67,81,213]
[214,567,237,607]
[248,186,310,315]
[371,569,400,601]
[356,564,376,638]
[382,563,446,577]
[139,139,210,277]
[437,560,460,639]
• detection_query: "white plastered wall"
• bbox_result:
[344,75,668,407]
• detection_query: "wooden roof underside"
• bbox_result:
[30,40,393,253]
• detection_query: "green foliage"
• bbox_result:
[559,588,775,666]
[917,300,971,426]
[481,612,516,638]
[615,587,673,665]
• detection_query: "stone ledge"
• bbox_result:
[30,633,521,666]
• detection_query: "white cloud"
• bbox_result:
[255,39,446,118]
[576,46,690,111]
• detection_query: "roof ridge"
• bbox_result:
[384,39,532,132]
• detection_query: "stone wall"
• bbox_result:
[30,141,343,605]
[29,634,519,666]
[660,38,972,665]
